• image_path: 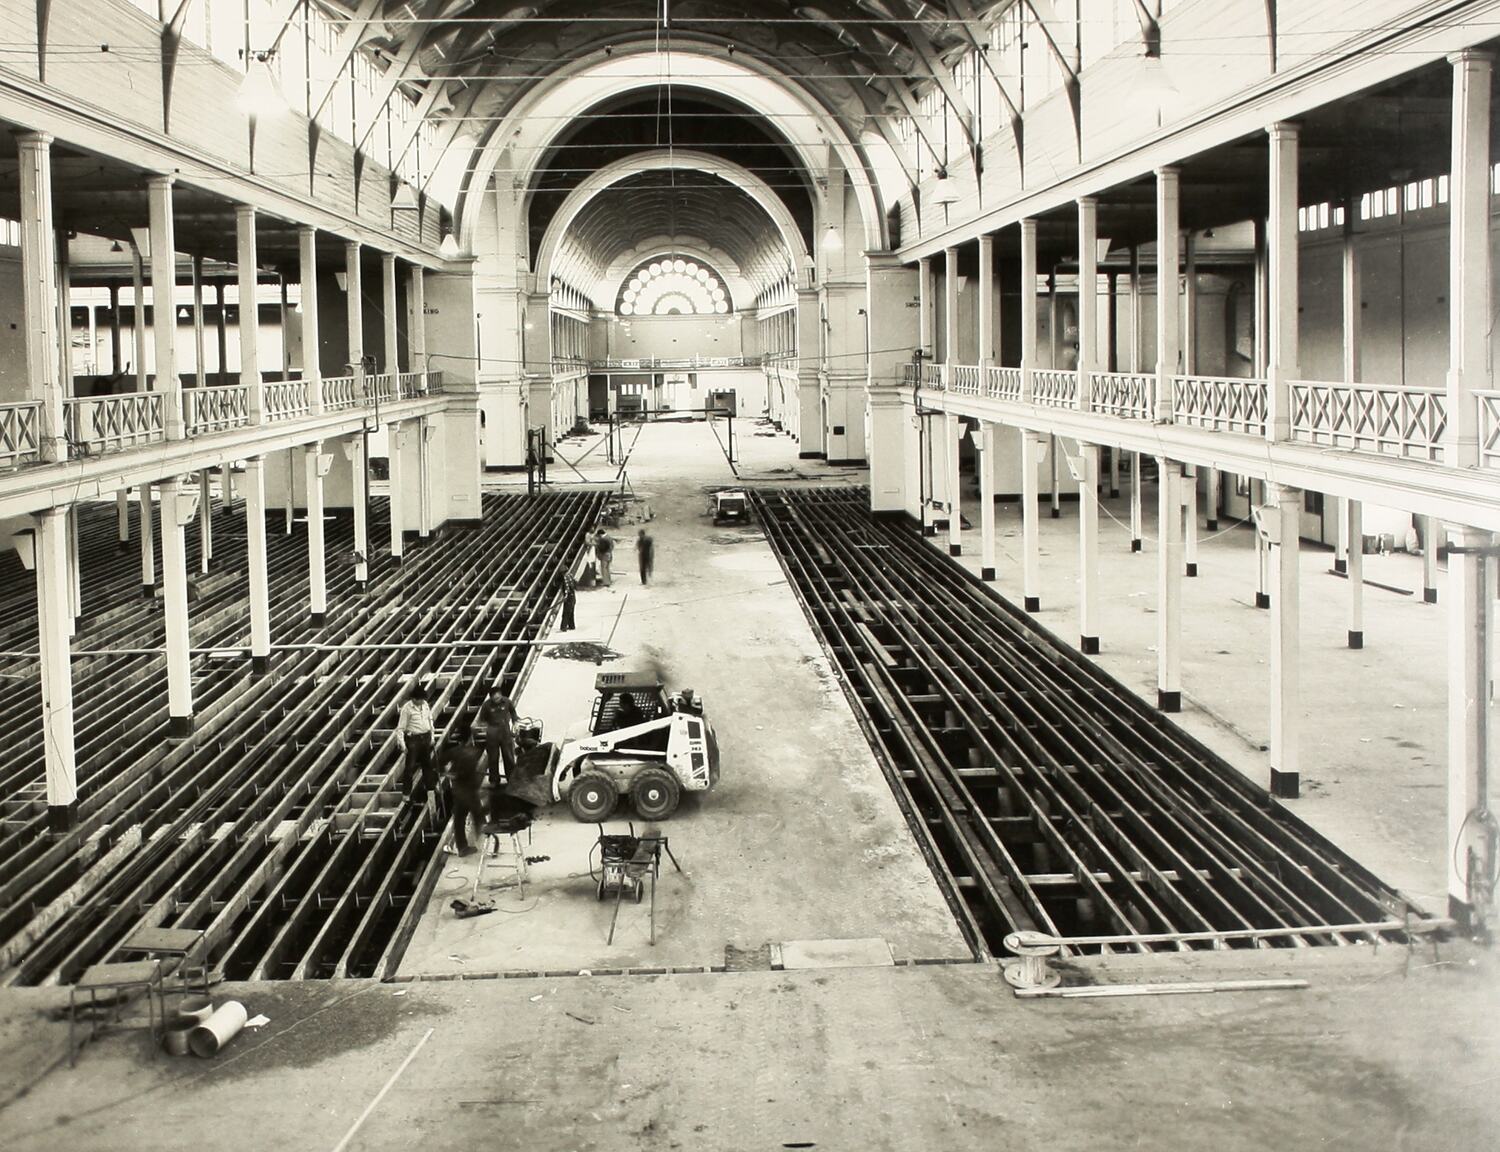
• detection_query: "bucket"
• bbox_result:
[188,1000,248,1058]
[177,996,213,1023]
[162,1017,198,1057]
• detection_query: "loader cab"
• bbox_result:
[589,671,672,735]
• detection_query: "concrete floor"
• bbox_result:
[400,420,969,977]
[946,473,1450,911]
[1,421,1492,1149]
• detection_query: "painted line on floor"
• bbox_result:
[330,1026,435,1152]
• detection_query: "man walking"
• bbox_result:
[478,685,518,792]
[395,681,436,800]
[594,528,614,586]
[559,572,577,632]
[441,726,485,856]
[636,528,655,585]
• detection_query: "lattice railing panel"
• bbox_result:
[64,392,164,456]
[1288,380,1445,461]
[185,385,250,434]
[0,401,41,468]
[264,380,310,420]
[1089,372,1155,420]
[1031,368,1077,408]
[1477,391,1500,471]
[1174,375,1268,436]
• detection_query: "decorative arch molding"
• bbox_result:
[455,47,884,256]
[536,150,810,295]
[599,237,760,306]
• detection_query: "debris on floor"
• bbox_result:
[451,898,496,919]
[544,641,621,663]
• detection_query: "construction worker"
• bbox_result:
[441,726,484,857]
[559,572,577,632]
[636,528,655,585]
[478,686,518,791]
[594,528,614,586]
[395,681,436,799]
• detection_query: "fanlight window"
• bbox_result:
[617,257,731,316]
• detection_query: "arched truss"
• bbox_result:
[618,256,733,316]
[536,150,809,300]
[456,49,885,256]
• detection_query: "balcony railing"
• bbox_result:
[398,371,431,399]
[1089,372,1156,420]
[1174,375,1267,436]
[1480,391,1500,471]
[951,365,981,396]
[0,401,42,469]
[987,366,1022,401]
[1288,379,1446,462]
[264,379,310,420]
[321,375,358,412]
[185,384,250,434]
[1031,368,1077,408]
[64,391,164,457]
[366,373,396,404]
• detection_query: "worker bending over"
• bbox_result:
[441,726,485,857]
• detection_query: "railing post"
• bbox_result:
[300,226,323,415]
[1448,50,1493,468]
[17,132,64,463]
[1077,197,1097,413]
[148,175,184,440]
[1020,219,1037,403]
[1154,167,1180,424]
[1267,123,1300,442]
[236,205,264,425]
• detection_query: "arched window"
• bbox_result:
[616,257,732,316]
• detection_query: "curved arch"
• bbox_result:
[600,237,764,306]
[536,150,809,295]
[456,47,884,258]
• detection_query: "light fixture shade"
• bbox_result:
[821,225,843,251]
[175,491,200,527]
[237,54,289,119]
[439,232,462,258]
[929,178,960,207]
[334,271,348,291]
[391,184,420,212]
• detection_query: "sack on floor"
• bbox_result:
[578,561,598,588]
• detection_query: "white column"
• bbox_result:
[132,245,148,390]
[305,442,326,624]
[1077,197,1097,413]
[418,417,433,538]
[116,487,130,550]
[977,235,994,379]
[66,505,80,635]
[918,256,933,357]
[197,467,212,573]
[1129,456,1143,552]
[943,246,959,369]
[192,253,206,389]
[1267,123,1300,442]
[345,240,364,398]
[1347,498,1364,649]
[1154,167,1180,422]
[57,228,72,396]
[944,411,961,556]
[1156,459,1182,712]
[1020,219,1037,402]
[978,422,996,581]
[1268,483,1302,798]
[1206,469,1220,530]
[159,476,193,737]
[1446,525,1495,928]
[1129,246,1143,551]
[299,226,323,415]
[408,266,426,374]
[148,175,183,439]
[389,422,406,561]
[17,133,64,461]
[1021,432,1042,612]
[1184,465,1199,577]
[1336,225,1360,575]
[245,455,271,674]
[1078,442,1100,654]
[382,252,399,374]
[236,206,264,424]
[1423,515,1440,604]
[35,507,77,829]
[350,434,368,586]
[1448,51,1493,468]
[139,481,156,596]
[1255,479,1271,609]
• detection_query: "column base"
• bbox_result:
[1333,558,1347,574]
[948,544,962,557]
[1110,489,1120,499]
[1205,519,1218,531]
[47,802,77,834]
[1130,539,1142,553]
[117,540,130,553]
[1348,630,1364,650]
[1080,636,1100,655]
[921,524,936,538]
[1050,507,1061,519]
[392,553,405,564]
[142,583,157,599]
[1269,768,1299,800]
[933,517,949,532]
[310,612,326,627]
[1185,563,1198,578]
[1157,689,1181,713]
[168,714,194,740]
[981,567,996,581]
[1024,596,1039,612]
[252,654,271,675]
[1424,587,1438,604]
[1255,592,1271,609]
[1448,894,1477,936]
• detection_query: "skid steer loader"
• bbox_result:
[550,672,720,821]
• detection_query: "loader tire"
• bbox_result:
[570,770,617,822]
[630,767,681,821]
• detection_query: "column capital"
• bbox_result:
[1448,48,1495,67]
[382,250,397,266]
[1077,194,1098,209]
[1267,121,1301,142]
[1268,480,1302,504]
[16,130,53,149]
[1154,164,1181,180]
[298,224,317,239]
[943,244,958,259]
[1019,217,1038,236]
[146,172,176,189]
[918,255,932,269]
[234,202,256,220]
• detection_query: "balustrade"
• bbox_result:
[1288,379,1445,462]
[63,392,164,457]
[950,365,981,396]
[264,379,311,421]
[0,401,42,468]
[320,375,358,412]
[987,366,1022,400]
[185,385,251,434]
[1480,390,1500,471]
[1089,372,1156,420]
[1174,375,1268,435]
[1031,368,1077,408]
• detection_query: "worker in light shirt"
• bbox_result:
[396,681,437,799]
